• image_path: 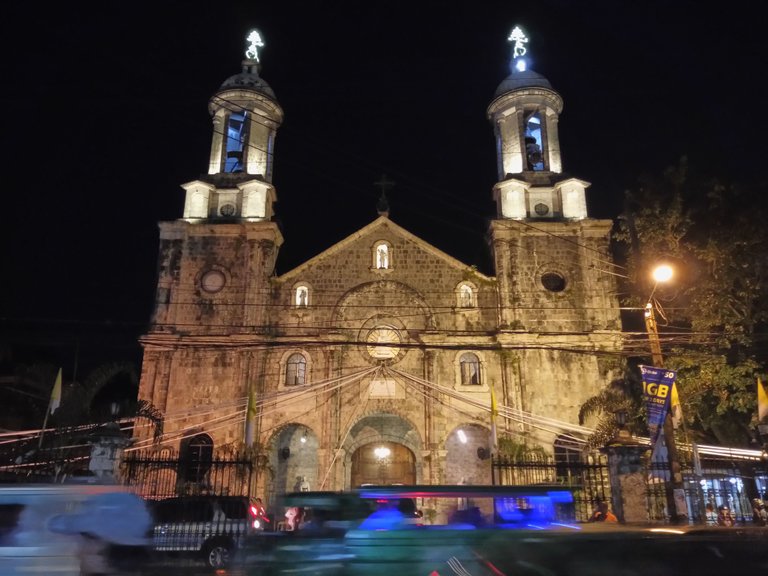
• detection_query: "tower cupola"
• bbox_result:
[487,26,588,221]
[182,30,284,222]
[208,30,283,179]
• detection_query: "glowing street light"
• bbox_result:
[652,264,673,284]
[644,265,672,366]
[643,264,686,523]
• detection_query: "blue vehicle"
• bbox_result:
[247,485,579,575]
[343,485,580,575]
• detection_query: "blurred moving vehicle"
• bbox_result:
[149,494,263,569]
[0,482,152,576]
[243,486,768,575]
[346,486,768,576]
[248,485,574,575]
[345,484,577,575]
[244,491,376,574]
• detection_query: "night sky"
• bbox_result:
[1,1,765,373]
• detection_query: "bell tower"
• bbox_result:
[137,30,285,448]
[487,26,619,334]
[147,30,284,336]
[182,30,283,222]
[487,26,587,221]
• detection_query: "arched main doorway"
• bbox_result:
[351,441,415,486]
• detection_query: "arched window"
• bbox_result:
[458,283,475,308]
[181,433,214,483]
[295,285,309,307]
[224,111,248,173]
[375,243,389,269]
[286,353,307,386]
[459,353,481,385]
[524,110,544,171]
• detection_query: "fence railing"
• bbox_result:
[647,455,762,525]
[492,453,611,522]
[120,448,254,500]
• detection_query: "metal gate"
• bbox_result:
[492,453,611,522]
[120,447,254,500]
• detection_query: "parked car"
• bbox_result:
[149,494,263,568]
[0,482,152,576]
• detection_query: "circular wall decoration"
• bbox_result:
[220,203,236,217]
[201,269,226,293]
[534,202,550,216]
[366,326,401,360]
[541,272,566,292]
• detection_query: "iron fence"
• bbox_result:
[647,454,761,525]
[120,447,254,500]
[491,453,611,522]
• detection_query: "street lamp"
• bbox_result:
[643,264,686,523]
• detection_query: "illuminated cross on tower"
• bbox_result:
[246,30,265,62]
[508,26,529,72]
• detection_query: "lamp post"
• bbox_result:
[644,264,686,523]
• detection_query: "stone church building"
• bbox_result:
[136,32,622,501]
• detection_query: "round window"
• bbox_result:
[541,272,566,292]
[534,203,550,216]
[220,203,236,217]
[201,270,226,293]
[366,326,401,360]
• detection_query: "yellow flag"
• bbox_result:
[758,377,768,422]
[244,386,257,445]
[670,382,683,429]
[489,385,498,452]
[49,368,62,414]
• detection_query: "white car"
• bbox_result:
[150,495,263,568]
[0,482,151,576]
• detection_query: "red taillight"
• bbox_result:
[249,505,259,517]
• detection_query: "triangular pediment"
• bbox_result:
[277,216,492,282]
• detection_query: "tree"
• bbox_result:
[614,158,768,446]
[578,372,645,450]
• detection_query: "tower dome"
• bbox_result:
[219,62,278,100]
[493,68,553,97]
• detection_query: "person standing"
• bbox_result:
[752,499,767,526]
[717,505,735,527]
[705,502,718,526]
[588,500,618,523]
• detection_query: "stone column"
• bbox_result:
[89,423,132,482]
[602,432,650,524]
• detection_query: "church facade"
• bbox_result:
[136,31,622,502]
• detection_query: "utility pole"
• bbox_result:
[644,300,685,523]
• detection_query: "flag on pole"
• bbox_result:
[489,384,498,453]
[670,382,683,429]
[244,386,257,445]
[49,368,62,414]
[758,376,768,422]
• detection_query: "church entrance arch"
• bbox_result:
[344,413,421,487]
[351,442,415,486]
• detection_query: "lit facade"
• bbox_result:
[137,32,622,502]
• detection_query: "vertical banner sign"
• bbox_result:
[640,365,677,451]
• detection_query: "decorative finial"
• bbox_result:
[246,30,265,62]
[508,25,529,72]
[374,174,395,216]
